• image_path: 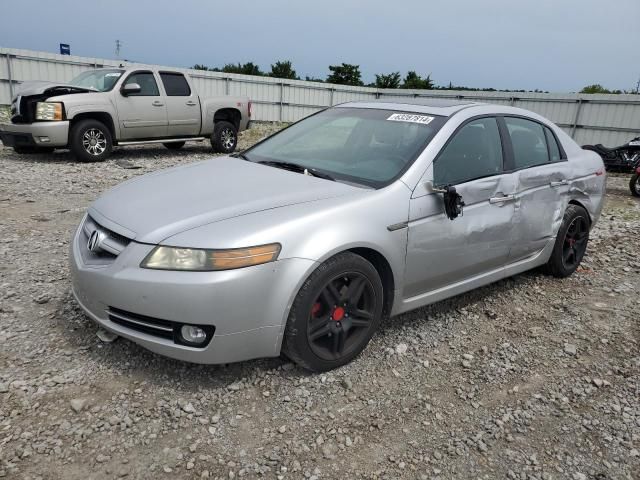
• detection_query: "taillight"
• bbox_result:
[248,101,252,118]
[636,166,640,174]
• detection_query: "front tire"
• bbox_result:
[70,119,113,162]
[163,141,186,150]
[544,204,590,278]
[630,174,640,197]
[210,121,237,154]
[282,252,384,372]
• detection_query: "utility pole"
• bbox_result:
[115,40,122,59]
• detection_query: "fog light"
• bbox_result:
[180,325,207,345]
[39,136,50,143]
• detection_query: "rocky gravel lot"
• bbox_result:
[0,125,639,480]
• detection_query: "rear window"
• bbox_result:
[160,73,191,96]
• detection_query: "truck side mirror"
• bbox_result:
[121,83,141,96]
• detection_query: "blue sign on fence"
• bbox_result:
[59,44,70,55]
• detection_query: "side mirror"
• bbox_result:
[423,181,465,220]
[121,83,141,96]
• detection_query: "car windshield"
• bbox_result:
[69,69,124,92]
[244,107,446,188]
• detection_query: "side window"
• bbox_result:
[160,73,191,96]
[434,117,503,185]
[544,127,562,162]
[124,72,159,96]
[505,117,549,169]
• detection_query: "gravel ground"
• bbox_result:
[0,126,639,480]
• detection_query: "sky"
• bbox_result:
[1,0,639,93]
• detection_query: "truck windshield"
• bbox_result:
[244,107,446,188]
[69,69,124,92]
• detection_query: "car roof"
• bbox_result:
[337,98,480,117]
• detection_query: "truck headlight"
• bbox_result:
[140,243,281,271]
[35,102,63,121]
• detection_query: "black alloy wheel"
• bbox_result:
[544,204,590,278]
[283,252,384,371]
[561,216,589,270]
[306,272,376,361]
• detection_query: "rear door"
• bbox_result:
[404,117,517,298]
[502,116,570,261]
[159,72,201,137]
[115,70,168,139]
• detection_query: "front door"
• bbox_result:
[404,117,517,298]
[115,71,168,140]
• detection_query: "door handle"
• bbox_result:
[185,101,197,106]
[550,179,568,187]
[152,101,164,107]
[489,194,516,204]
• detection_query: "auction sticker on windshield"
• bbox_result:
[387,113,434,124]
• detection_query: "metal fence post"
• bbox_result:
[571,98,584,139]
[279,82,284,122]
[5,54,14,99]
[225,77,230,95]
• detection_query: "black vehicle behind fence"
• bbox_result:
[583,137,640,172]
[583,137,640,197]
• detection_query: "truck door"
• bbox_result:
[115,71,168,139]
[159,72,201,137]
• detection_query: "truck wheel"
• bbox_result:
[70,119,113,162]
[630,174,640,197]
[163,141,186,150]
[211,121,237,154]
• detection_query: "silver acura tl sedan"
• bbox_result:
[70,99,605,371]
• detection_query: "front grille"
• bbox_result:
[107,307,215,347]
[78,215,132,265]
[108,307,175,340]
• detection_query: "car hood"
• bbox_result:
[14,80,94,98]
[89,157,364,244]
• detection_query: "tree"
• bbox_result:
[401,71,434,90]
[304,76,324,83]
[326,63,364,86]
[375,72,401,89]
[579,84,624,94]
[221,62,264,76]
[191,64,211,71]
[580,84,611,94]
[269,60,299,80]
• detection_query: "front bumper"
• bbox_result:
[0,121,69,147]
[69,219,316,364]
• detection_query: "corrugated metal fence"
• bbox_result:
[2,47,640,146]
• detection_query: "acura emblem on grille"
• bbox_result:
[87,230,106,253]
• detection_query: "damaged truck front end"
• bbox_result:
[0,82,91,151]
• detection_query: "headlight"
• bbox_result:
[140,243,281,271]
[35,102,63,121]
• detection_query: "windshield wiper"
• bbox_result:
[233,152,251,161]
[258,160,335,181]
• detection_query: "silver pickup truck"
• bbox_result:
[0,67,251,161]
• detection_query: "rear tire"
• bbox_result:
[282,252,384,372]
[210,121,237,154]
[70,119,113,162]
[163,141,186,150]
[543,204,590,278]
[630,174,640,197]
